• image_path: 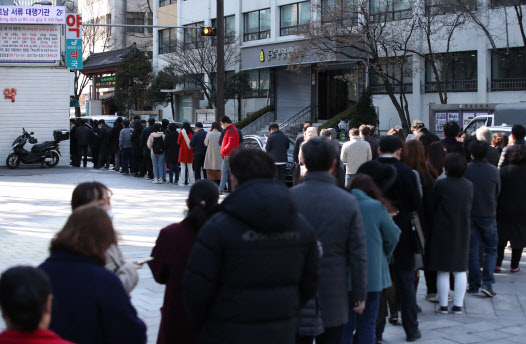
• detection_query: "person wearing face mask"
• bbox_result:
[70,182,139,294]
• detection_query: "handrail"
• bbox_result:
[241,111,274,135]
[279,105,311,134]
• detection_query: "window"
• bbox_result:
[184,22,204,49]
[211,15,236,45]
[247,69,270,97]
[425,51,477,92]
[491,0,526,8]
[159,28,177,54]
[370,0,412,21]
[159,0,176,8]
[491,48,526,91]
[184,74,204,89]
[210,71,236,90]
[126,12,145,33]
[243,137,263,149]
[321,0,358,23]
[244,9,271,42]
[369,59,413,94]
[280,2,310,36]
[425,0,476,16]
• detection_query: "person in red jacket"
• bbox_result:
[0,266,74,344]
[218,116,240,193]
[178,122,195,186]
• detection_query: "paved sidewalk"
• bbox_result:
[0,166,525,344]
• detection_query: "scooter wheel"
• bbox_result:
[6,154,20,169]
[44,151,59,167]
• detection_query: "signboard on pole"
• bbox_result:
[94,75,116,88]
[65,13,82,69]
[0,24,60,61]
[0,6,66,24]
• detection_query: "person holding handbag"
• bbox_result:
[178,122,194,186]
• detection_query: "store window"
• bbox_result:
[280,2,311,36]
[370,0,412,21]
[211,15,236,45]
[244,9,271,42]
[159,0,176,8]
[159,28,177,54]
[491,48,526,91]
[126,12,145,33]
[247,69,270,97]
[425,51,477,92]
[184,22,205,50]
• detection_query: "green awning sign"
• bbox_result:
[70,98,80,107]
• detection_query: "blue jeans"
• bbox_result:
[218,157,230,191]
[345,174,355,188]
[167,162,179,183]
[342,291,381,344]
[468,216,498,290]
[151,154,166,180]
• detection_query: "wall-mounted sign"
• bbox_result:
[0,25,60,61]
[259,49,265,62]
[264,47,295,62]
[4,88,16,102]
[65,13,82,69]
[0,6,66,24]
[94,75,116,88]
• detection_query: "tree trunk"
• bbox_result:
[237,94,242,122]
[75,107,81,117]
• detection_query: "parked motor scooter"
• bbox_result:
[6,128,69,169]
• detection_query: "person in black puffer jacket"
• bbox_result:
[165,123,181,184]
[130,121,143,177]
[183,148,319,344]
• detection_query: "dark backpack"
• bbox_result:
[152,136,165,154]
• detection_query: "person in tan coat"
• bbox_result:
[204,122,223,183]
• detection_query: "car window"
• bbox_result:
[465,119,485,135]
[243,138,261,149]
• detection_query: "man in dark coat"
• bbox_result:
[360,124,380,160]
[74,119,91,168]
[377,136,422,342]
[183,149,319,344]
[140,118,155,179]
[498,124,526,168]
[90,120,101,169]
[410,120,440,156]
[96,119,112,169]
[465,140,500,297]
[190,122,208,181]
[291,137,367,343]
[441,121,463,154]
[266,123,290,182]
[69,119,78,166]
[109,117,123,171]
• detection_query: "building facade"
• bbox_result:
[153,0,526,132]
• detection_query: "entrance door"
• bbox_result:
[275,69,311,122]
[178,95,193,122]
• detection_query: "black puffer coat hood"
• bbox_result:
[220,179,297,233]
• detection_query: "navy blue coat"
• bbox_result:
[39,251,147,344]
[190,129,208,156]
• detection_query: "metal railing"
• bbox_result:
[279,106,312,135]
[241,110,274,135]
[423,80,477,93]
[370,83,413,94]
[490,79,526,91]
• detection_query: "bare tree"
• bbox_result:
[289,1,417,133]
[161,34,240,108]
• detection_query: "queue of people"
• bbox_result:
[2,118,525,344]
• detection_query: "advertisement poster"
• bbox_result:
[435,112,447,132]
[448,113,460,124]
[463,113,475,127]
[0,25,60,61]
[0,6,65,24]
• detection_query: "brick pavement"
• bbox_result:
[0,166,525,344]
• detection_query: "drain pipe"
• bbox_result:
[121,0,127,48]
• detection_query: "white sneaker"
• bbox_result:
[166,181,171,185]
[153,178,159,184]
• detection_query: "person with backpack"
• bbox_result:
[147,123,166,184]
[178,122,194,186]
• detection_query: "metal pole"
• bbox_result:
[83,24,203,29]
[216,0,225,121]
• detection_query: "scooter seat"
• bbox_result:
[31,141,55,152]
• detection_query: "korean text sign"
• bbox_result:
[0,6,65,24]
[66,13,82,69]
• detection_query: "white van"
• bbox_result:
[463,103,526,135]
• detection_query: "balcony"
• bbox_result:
[423,80,477,93]
[490,79,526,91]
[370,83,413,94]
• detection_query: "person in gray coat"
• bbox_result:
[476,126,500,167]
[429,153,473,315]
[291,137,367,344]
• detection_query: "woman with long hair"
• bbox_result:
[70,181,138,294]
[204,122,223,184]
[148,180,219,344]
[401,140,438,302]
[178,122,195,186]
[39,206,147,344]
[165,123,181,185]
[428,141,447,178]
[147,123,167,184]
[343,174,400,344]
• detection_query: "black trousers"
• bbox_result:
[140,150,153,178]
[376,265,399,336]
[396,269,419,337]
[97,148,110,168]
[497,245,523,269]
[91,147,99,168]
[76,145,88,167]
[193,154,206,180]
[275,164,286,183]
[296,325,343,344]
[131,150,142,174]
